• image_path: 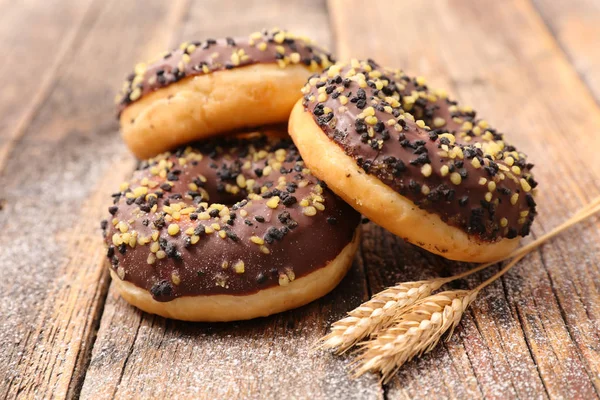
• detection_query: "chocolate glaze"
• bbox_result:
[302,60,537,241]
[102,133,360,302]
[116,28,334,114]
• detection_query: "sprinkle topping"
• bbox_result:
[102,133,359,301]
[116,28,334,114]
[302,59,537,241]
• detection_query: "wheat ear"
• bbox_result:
[352,289,481,383]
[318,279,447,353]
[352,195,600,380]
[320,195,600,354]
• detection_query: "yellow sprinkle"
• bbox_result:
[505,156,515,166]
[111,233,122,246]
[134,62,146,75]
[520,178,532,192]
[485,192,493,202]
[433,117,446,127]
[233,261,245,274]
[511,193,519,205]
[156,250,166,260]
[478,177,487,185]
[450,172,462,185]
[303,206,317,216]
[150,241,160,253]
[471,158,482,169]
[279,273,290,286]
[118,221,128,233]
[416,120,426,128]
[171,272,181,285]
[167,224,180,236]
[512,166,522,175]
[440,165,449,177]
[274,32,285,43]
[266,196,280,209]
[147,253,156,265]
[290,52,300,63]
[190,235,200,244]
[236,174,246,188]
[500,218,508,227]
[129,88,141,102]
[365,115,378,125]
[256,245,268,255]
[488,181,497,192]
[257,42,267,51]
[250,236,264,245]
[421,164,433,177]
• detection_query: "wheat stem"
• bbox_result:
[345,195,600,380]
[474,197,600,292]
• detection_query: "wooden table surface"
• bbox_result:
[2,0,600,398]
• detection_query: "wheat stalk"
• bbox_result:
[324,195,600,379]
[318,279,447,353]
[352,289,480,383]
[353,255,524,382]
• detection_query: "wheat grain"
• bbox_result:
[321,195,600,381]
[318,279,447,353]
[353,290,479,383]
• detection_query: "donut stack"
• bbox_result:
[102,29,537,322]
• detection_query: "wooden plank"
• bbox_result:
[0,0,94,172]
[532,0,600,102]
[0,1,189,398]
[80,1,382,398]
[329,0,600,398]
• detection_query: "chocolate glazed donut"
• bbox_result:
[101,132,361,321]
[289,59,537,262]
[117,28,335,159]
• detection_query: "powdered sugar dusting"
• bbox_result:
[81,264,383,399]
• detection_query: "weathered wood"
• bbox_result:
[0,0,94,172]
[80,1,382,399]
[329,0,600,398]
[4,0,600,398]
[533,0,600,102]
[0,0,188,398]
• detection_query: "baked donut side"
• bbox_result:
[289,60,538,262]
[109,234,359,322]
[117,29,334,159]
[101,133,361,321]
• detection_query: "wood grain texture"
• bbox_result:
[329,0,600,398]
[533,0,600,102]
[0,0,95,172]
[3,0,600,399]
[79,1,382,399]
[0,0,187,398]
